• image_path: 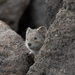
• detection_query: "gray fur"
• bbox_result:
[25,26,47,55]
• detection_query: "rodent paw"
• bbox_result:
[28,52,34,59]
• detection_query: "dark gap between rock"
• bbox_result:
[17,0,37,40]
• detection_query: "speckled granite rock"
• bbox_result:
[0,20,34,75]
[0,0,30,31]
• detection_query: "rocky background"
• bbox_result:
[0,0,75,75]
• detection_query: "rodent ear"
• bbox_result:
[37,26,47,37]
[26,27,32,34]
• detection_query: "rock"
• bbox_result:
[46,0,62,27]
[63,0,75,13]
[29,0,47,28]
[26,0,75,75]
[0,0,30,31]
[0,20,34,75]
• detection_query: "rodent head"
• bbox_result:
[25,26,47,52]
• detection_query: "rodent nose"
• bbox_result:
[28,43,31,46]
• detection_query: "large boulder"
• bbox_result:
[26,0,75,75]
[0,0,30,31]
[0,20,34,75]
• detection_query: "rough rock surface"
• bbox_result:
[26,0,75,75]
[63,0,75,14]
[46,0,63,27]
[0,0,30,31]
[0,20,34,75]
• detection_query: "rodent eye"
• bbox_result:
[34,37,37,40]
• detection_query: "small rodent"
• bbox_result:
[25,26,47,55]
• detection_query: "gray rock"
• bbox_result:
[26,0,75,75]
[29,0,47,28]
[0,0,30,31]
[0,20,34,75]
[63,0,75,13]
[46,0,62,27]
